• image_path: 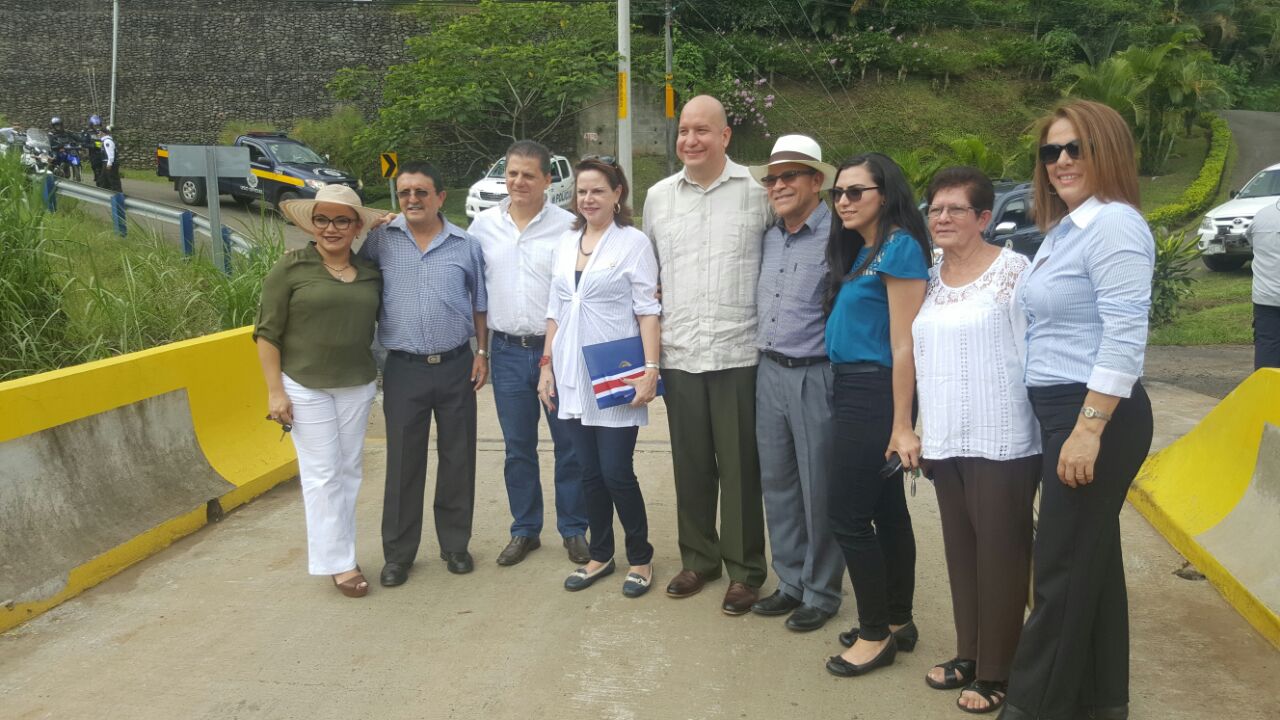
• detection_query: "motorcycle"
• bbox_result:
[21,128,55,175]
[50,136,83,181]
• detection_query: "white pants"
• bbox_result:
[282,374,377,575]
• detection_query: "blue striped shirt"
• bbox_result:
[1020,197,1154,398]
[755,201,831,358]
[358,213,488,355]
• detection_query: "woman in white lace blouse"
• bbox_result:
[911,167,1041,714]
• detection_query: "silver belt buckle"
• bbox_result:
[426,353,442,365]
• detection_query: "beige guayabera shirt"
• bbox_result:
[643,159,772,372]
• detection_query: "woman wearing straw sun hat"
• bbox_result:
[254,184,388,598]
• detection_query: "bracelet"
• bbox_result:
[538,355,552,367]
[643,361,659,369]
[476,348,490,359]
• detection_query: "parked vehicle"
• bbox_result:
[51,137,83,182]
[21,128,55,175]
[464,154,574,219]
[1196,162,1280,271]
[156,132,362,212]
[983,181,1045,258]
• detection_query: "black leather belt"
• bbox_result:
[763,350,828,368]
[389,344,469,365]
[833,362,886,375]
[493,331,546,349]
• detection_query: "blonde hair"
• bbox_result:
[1032,100,1141,231]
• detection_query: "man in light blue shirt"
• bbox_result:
[358,161,488,586]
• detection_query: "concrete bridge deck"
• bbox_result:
[1,381,1276,720]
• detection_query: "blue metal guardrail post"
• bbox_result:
[110,193,127,237]
[221,225,233,274]
[180,211,195,256]
[43,175,56,211]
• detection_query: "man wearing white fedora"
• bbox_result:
[746,135,845,631]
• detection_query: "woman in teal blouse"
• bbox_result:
[254,185,386,598]
[822,153,932,678]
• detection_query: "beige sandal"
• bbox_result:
[332,566,369,598]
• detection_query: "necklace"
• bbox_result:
[323,261,353,282]
[577,232,594,257]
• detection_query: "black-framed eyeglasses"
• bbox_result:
[828,185,880,203]
[396,188,436,199]
[761,168,817,187]
[311,215,356,230]
[1038,140,1082,165]
[925,205,977,220]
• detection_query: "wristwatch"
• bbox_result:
[476,348,490,359]
[644,361,660,370]
[1080,406,1112,421]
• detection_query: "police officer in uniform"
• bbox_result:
[99,126,122,192]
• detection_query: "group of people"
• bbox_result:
[254,95,1156,720]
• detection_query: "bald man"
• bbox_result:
[642,95,772,614]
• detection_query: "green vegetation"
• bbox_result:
[1145,114,1232,229]
[0,153,281,380]
[1149,270,1254,345]
[1150,229,1202,326]
[1137,128,1210,210]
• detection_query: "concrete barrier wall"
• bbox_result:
[1129,368,1280,648]
[0,327,296,633]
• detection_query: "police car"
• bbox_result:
[465,154,574,218]
[156,132,362,210]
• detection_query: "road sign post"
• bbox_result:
[381,152,399,210]
[167,145,250,272]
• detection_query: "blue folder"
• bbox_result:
[580,336,664,409]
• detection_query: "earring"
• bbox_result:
[614,202,621,214]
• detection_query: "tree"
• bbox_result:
[336,1,617,172]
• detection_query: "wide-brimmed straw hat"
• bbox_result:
[280,184,387,235]
[748,134,837,190]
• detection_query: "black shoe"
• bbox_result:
[563,535,591,564]
[751,589,803,616]
[564,559,616,591]
[838,619,918,651]
[380,561,411,587]
[496,536,540,566]
[440,551,474,574]
[825,637,898,677]
[785,605,833,632]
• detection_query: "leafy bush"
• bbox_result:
[1149,228,1200,326]
[217,119,278,145]
[1144,115,1232,228]
[290,106,383,200]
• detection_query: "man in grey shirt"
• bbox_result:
[746,136,844,632]
[1247,199,1280,368]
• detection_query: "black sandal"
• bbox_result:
[956,680,1006,714]
[925,657,976,690]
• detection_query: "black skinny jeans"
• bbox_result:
[828,365,916,641]
[1003,382,1153,720]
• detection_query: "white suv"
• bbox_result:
[465,154,575,219]
[1197,162,1280,271]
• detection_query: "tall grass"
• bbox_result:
[0,152,283,381]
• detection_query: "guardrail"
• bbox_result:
[40,175,251,269]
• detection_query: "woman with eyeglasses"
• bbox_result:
[997,101,1155,720]
[822,153,931,678]
[254,184,387,598]
[910,167,1041,714]
[539,157,661,597]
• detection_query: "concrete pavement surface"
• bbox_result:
[1,378,1277,719]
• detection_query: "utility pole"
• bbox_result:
[617,0,632,188]
[109,0,119,126]
[664,0,675,175]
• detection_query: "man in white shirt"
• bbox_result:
[98,127,122,192]
[1247,200,1280,369]
[470,140,590,566]
[643,95,772,614]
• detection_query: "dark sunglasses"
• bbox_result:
[761,168,817,187]
[828,185,880,203]
[311,215,356,230]
[582,154,618,167]
[396,188,436,199]
[1038,140,1082,165]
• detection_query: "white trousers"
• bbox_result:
[282,374,377,575]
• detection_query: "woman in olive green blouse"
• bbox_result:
[254,185,387,598]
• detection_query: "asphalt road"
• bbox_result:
[1221,109,1280,190]
[118,176,313,251]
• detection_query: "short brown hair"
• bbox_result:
[570,158,634,230]
[927,166,994,213]
[1032,100,1140,230]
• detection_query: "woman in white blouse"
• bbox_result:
[912,167,1041,714]
[538,157,661,597]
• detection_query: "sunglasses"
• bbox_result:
[582,154,618,166]
[761,168,817,187]
[1038,140,1082,165]
[311,215,356,230]
[828,185,881,203]
[396,188,436,199]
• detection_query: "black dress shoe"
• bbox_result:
[751,589,803,616]
[496,536,540,566]
[838,619,918,651]
[785,605,833,632]
[825,637,897,677]
[563,535,591,564]
[440,551,474,574]
[380,562,411,587]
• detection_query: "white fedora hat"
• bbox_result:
[279,184,387,235]
[749,134,837,190]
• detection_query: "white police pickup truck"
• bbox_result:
[465,154,574,219]
[1197,162,1280,271]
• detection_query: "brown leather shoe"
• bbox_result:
[665,569,707,598]
[722,581,759,615]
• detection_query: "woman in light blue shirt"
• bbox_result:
[1000,100,1155,720]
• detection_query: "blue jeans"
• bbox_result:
[490,334,587,538]
[563,420,653,566]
